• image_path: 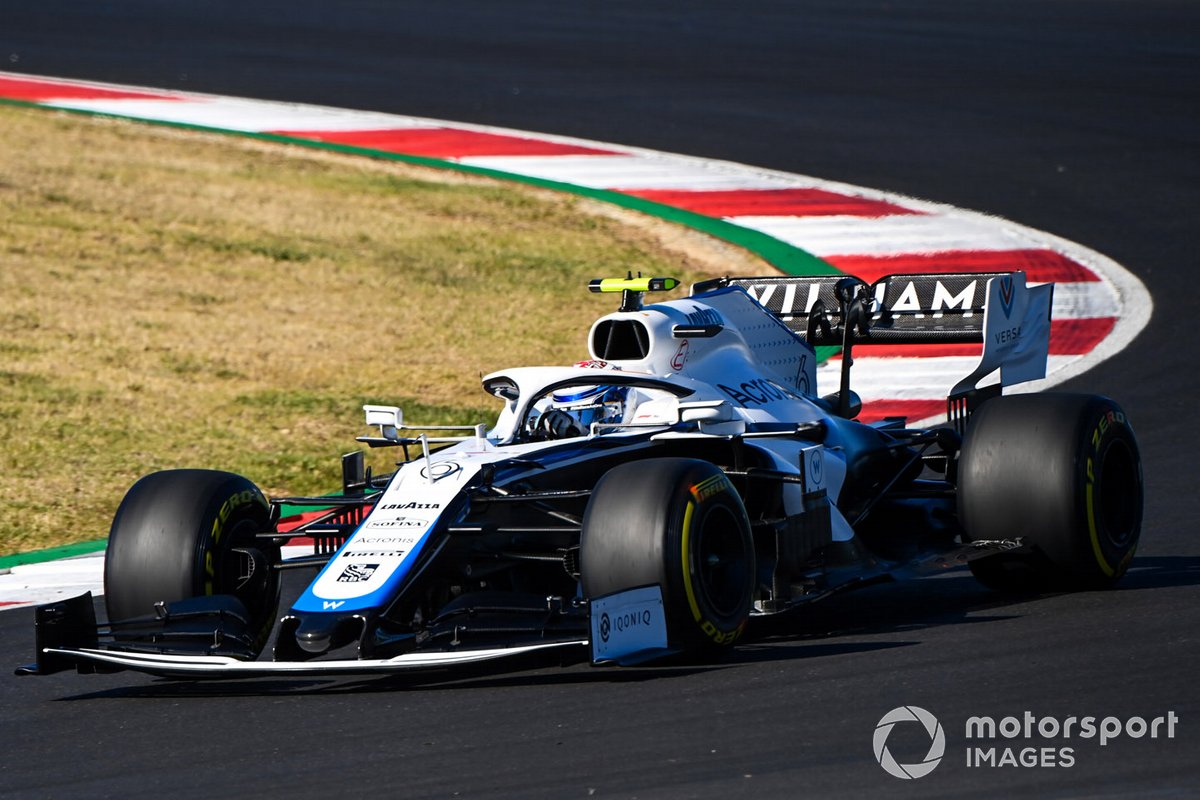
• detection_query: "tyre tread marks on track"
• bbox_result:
[0,71,1149,428]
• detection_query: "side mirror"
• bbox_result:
[679,400,744,434]
[679,400,735,424]
[364,405,403,439]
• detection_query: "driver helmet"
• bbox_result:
[549,384,628,432]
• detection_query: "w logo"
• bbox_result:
[997,275,1016,319]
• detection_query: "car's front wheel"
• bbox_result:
[103,469,280,655]
[581,458,756,654]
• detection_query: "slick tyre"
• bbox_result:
[103,469,280,654]
[959,394,1143,592]
[581,458,755,653]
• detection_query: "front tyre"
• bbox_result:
[103,469,280,655]
[581,458,755,653]
[959,393,1143,591]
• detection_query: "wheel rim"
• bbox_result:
[694,505,751,618]
[1097,438,1140,549]
[214,517,276,619]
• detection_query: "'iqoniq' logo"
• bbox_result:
[873,706,946,779]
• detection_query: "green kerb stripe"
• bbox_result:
[0,539,107,571]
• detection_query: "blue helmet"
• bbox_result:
[535,383,628,438]
[549,385,628,431]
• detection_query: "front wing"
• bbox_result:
[26,640,588,679]
[13,590,588,679]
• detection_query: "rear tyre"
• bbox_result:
[581,458,755,653]
[103,469,280,655]
[959,393,1142,592]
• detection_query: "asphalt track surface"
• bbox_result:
[2,2,1198,797]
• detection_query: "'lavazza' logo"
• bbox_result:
[874,706,946,779]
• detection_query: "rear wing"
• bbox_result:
[693,272,1054,426]
[700,272,1008,345]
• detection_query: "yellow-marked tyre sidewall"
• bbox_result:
[1079,408,1143,581]
[672,485,754,649]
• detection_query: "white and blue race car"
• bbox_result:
[18,271,1143,679]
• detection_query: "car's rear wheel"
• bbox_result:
[103,469,280,655]
[581,458,755,653]
[958,393,1143,592]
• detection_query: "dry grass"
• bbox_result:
[0,104,768,553]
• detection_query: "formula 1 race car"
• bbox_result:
[18,270,1143,679]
